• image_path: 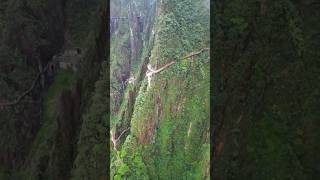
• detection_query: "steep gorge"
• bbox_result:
[0,0,66,175]
[110,0,210,179]
[212,0,320,179]
[0,0,107,179]
[1,0,211,179]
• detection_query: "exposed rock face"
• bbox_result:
[110,0,154,118]
[49,84,81,179]
[0,0,66,172]
[110,0,210,179]
[128,2,143,63]
[0,1,106,178]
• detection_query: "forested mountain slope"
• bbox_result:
[1,0,318,179]
[110,0,210,179]
[0,0,210,179]
[0,0,107,179]
[212,0,320,179]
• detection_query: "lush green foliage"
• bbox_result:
[71,63,109,179]
[212,0,320,179]
[16,70,73,179]
[0,0,106,179]
[111,0,210,179]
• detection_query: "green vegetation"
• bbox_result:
[212,0,320,179]
[2,0,318,179]
[65,0,100,48]
[0,0,106,179]
[17,70,73,179]
[110,0,209,179]
[71,63,109,179]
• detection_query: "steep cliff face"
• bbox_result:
[0,0,107,179]
[110,0,210,179]
[0,0,66,175]
[212,0,320,179]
